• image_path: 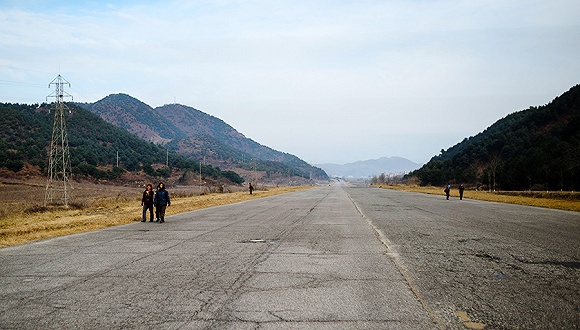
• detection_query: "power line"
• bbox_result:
[1,65,100,102]
[69,86,99,102]
[0,64,51,75]
[0,79,46,88]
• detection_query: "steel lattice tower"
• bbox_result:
[44,75,73,206]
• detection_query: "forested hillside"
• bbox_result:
[80,93,181,144]
[79,94,328,181]
[0,103,243,184]
[408,85,580,191]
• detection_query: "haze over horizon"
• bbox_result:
[1,1,579,165]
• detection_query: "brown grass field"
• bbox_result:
[377,184,580,212]
[0,180,313,248]
[3,180,578,248]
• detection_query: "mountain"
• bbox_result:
[81,93,178,144]
[0,102,243,184]
[317,157,420,178]
[79,94,328,181]
[408,84,580,191]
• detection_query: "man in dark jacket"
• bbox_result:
[154,182,171,223]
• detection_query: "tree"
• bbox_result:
[489,155,501,191]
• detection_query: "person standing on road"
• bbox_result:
[458,184,465,200]
[444,184,451,200]
[249,183,254,195]
[154,182,171,223]
[141,183,154,222]
[154,183,161,222]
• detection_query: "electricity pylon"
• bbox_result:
[44,75,73,206]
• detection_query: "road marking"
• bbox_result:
[456,311,486,329]
[346,193,446,330]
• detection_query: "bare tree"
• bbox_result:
[489,155,501,191]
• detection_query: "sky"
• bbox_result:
[1,0,579,165]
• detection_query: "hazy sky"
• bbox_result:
[1,1,579,165]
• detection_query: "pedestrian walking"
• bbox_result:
[141,183,154,222]
[154,183,161,222]
[444,184,451,200]
[459,184,465,200]
[154,182,171,223]
[249,183,254,195]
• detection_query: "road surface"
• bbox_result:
[1,184,578,329]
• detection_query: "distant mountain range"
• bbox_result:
[79,94,328,181]
[317,157,420,178]
[9,84,576,190]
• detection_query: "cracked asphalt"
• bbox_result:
[1,184,578,329]
[347,186,580,330]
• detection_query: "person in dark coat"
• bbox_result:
[444,184,451,200]
[458,184,465,200]
[154,182,171,223]
[141,183,154,222]
[249,183,254,195]
[154,183,161,221]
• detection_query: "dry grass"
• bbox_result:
[378,184,580,212]
[0,181,313,248]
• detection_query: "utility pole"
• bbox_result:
[253,158,257,185]
[44,75,73,206]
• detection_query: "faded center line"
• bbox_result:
[345,188,446,330]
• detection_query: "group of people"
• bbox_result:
[141,182,171,223]
[141,182,254,222]
[444,184,465,200]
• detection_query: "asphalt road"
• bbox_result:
[1,184,578,329]
[346,186,580,329]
